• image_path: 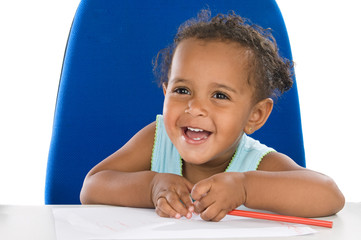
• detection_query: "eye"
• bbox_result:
[174,87,190,95]
[213,92,230,100]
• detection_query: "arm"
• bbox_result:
[80,122,157,207]
[80,122,194,218]
[191,152,345,221]
[243,152,345,217]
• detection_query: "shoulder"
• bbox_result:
[242,134,302,172]
[257,151,304,171]
[227,135,275,172]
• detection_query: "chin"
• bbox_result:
[180,152,211,165]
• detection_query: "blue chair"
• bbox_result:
[45,0,305,204]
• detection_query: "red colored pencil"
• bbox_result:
[228,210,333,228]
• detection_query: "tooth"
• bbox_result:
[188,127,203,132]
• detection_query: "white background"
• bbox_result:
[0,0,360,205]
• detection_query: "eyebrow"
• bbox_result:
[170,78,238,94]
[211,83,238,94]
[169,78,190,85]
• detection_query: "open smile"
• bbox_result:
[181,126,212,144]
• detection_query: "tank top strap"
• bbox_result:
[151,115,182,175]
[226,134,275,172]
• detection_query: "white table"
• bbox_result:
[1,203,360,240]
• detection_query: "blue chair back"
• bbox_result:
[45,0,305,204]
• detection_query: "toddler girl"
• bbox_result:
[80,10,344,221]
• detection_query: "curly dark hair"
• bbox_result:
[153,9,294,102]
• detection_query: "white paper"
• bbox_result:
[52,206,316,240]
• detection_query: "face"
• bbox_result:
[162,39,259,167]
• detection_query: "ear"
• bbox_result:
[244,98,273,135]
[162,83,168,96]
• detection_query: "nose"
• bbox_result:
[185,97,208,117]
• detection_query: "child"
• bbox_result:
[80,10,344,222]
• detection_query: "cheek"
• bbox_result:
[162,98,178,134]
[214,112,246,137]
[162,96,185,120]
[162,97,173,123]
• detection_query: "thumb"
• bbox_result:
[191,179,212,201]
[184,178,195,192]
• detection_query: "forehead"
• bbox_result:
[173,38,248,63]
[169,38,253,88]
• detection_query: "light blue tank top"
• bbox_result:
[151,115,275,175]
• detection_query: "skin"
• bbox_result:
[80,38,345,221]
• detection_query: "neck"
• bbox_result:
[182,156,232,184]
[182,135,242,184]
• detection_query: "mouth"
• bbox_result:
[181,126,212,144]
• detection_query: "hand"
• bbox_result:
[151,173,195,219]
[191,172,247,221]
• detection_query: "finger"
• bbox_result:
[193,187,218,214]
[199,203,226,221]
[184,178,195,192]
[165,192,191,218]
[183,179,196,215]
[193,195,215,214]
[204,209,228,222]
[177,186,193,206]
[155,207,170,218]
[156,197,181,219]
[191,179,212,201]
[177,192,194,218]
